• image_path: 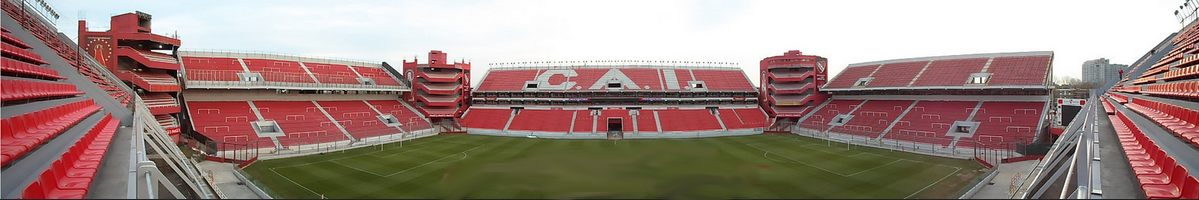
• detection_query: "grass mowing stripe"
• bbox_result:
[905,166,962,199]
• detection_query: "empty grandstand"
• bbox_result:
[465,61,765,139]
[797,51,1054,162]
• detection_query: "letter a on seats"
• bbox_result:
[589,69,641,90]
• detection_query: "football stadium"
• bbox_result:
[1,0,1198,199]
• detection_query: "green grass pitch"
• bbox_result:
[242,134,988,199]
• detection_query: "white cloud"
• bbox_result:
[52,0,1186,85]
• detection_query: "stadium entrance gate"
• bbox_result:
[607,118,623,140]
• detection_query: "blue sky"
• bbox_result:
[50,0,1188,85]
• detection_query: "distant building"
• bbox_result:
[1081,58,1127,86]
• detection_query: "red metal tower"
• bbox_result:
[402,50,471,130]
[759,50,829,130]
[79,11,183,141]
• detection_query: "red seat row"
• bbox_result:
[1125,97,1199,146]
[1142,81,1199,98]
[1108,92,1129,104]
[1,99,101,166]
[1162,65,1199,80]
[1,42,46,65]
[23,114,119,199]
[1,78,82,102]
[1,29,32,49]
[1111,110,1199,199]
[2,57,62,80]
[1102,97,1116,114]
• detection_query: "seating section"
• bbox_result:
[1142,80,1198,99]
[21,114,118,199]
[475,67,756,92]
[142,93,180,116]
[637,110,658,132]
[1124,97,1199,146]
[242,58,316,83]
[460,108,512,130]
[366,100,431,132]
[2,57,61,79]
[800,99,864,129]
[911,58,988,86]
[1,99,100,166]
[830,100,912,138]
[317,101,401,138]
[1,78,83,102]
[124,70,180,92]
[508,109,574,132]
[825,65,878,88]
[573,110,595,133]
[187,101,273,147]
[719,108,768,130]
[655,109,721,131]
[1,10,129,103]
[254,101,347,146]
[353,66,401,86]
[867,61,926,87]
[302,62,359,84]
[987,55,1052,86]
[1110,108,1199,199]
[886,101,977,146]
[181,56,242,81]
[1162,64,1198,80]
[968,102,1044,146]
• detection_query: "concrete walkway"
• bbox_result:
[971,160,1038,198]
[197,161,266,199]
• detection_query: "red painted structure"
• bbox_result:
[759,50,830,130]
[403,50,471,128]
[78,12,183,141]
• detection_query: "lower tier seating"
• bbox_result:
[187,101,274,148]
[508,109,574,132]
[22,114,118,199]
[830,100,912,138]
[254,101,347,146]
[885,101,977,146]
[800,99,864,130]
[964,102,1043,147]
[1111,107,1199,198]
[1124,97,1199,147]
[365,100,430,132]
[720,108,768,130]
[317,101,402,138]
[1,99,100,166]
[460,108,511,130]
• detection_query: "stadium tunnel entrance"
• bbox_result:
[607,118,624,139]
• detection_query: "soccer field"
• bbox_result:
[242,134,988,199]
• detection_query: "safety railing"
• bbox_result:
[183,70,407,91]
[130,96,221,199]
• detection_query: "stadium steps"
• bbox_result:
[823,100,870,133]
[235,58,251,72]
[631,110,640,134]
[245,101,283,149]
[905,60,934,87]
[947,101,987,149]
[568,111,578,134]
[310,100,356,142]
[795,99,835,128]
[295,62,322,84]
[876,100,921,140]
[502,109,517,133]
[653,111,663,133]
[361,100,406,134]
[712,110,728,132]
[663,70,680,90]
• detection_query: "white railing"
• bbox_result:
[130,97,222,199]
[488,60,740,69]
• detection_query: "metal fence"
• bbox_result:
[196,120,441,161]
[184,69,406,91]
[791,127,1032,165]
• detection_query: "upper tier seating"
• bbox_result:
[254,101,347,145]
[885,101,977,146]
[911,58,988,86]
[825,65,878,88]
[187,101,274,147]
[182,56,242,81]
[867,61,926,87]
[475,67,756,92]
[1,99,100,166]
[302,62,358,84]
[830,100,913,138]
[242,59,315,83]
[987,55,1052,86]
[317,101,400,138]
[354,66,401,86]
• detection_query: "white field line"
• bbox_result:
[382,145,483,177]
[270,137,469,169]
[270,168,322,198]
[328,160,387,177]
[906,166,962,199]
[846,159,904,176]
[743,143,851,177]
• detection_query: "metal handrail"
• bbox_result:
[130,96,221,198]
